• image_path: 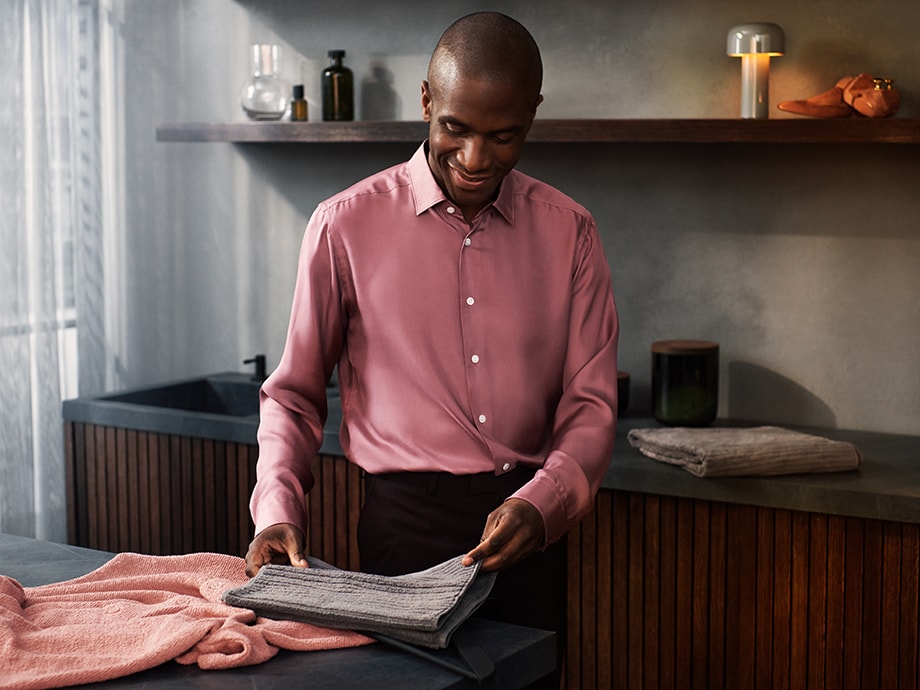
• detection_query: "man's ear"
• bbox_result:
[421,80,432,122]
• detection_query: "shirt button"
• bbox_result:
[478,414,487,424]
[466,296,475,306]
[502,463,511,472]
[447,206,456,214]
[464,238,472,246]
[471,354,480,364]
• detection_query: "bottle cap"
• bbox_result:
[292,84,304,99]
[328,49,346,59]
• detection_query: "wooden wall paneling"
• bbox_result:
[129,430,139,550]
[595,490,614,690]
[64,423,76,545]
[191,438,205,552]
[564,510,581,690]
[156,432,172,555]
[755,507,775,689]
[321,454,337,564]
[113,428,126,550]
[772,509,792,690]
[333,456,349,567]
[134,431,148,553]
[305,456,323,561]
[179,435,193,553]
[674,497,695,688]
[581,489,599,690]
[627,492,645,688]
[880,522,903,690]
[842,515,864,690]
[88,424,99,548]
[708,501,727,690]
[238,443,256,555]
[899,524,920,689]
[643,494,661,690]
[726,504,757,690]
[861,519,883,689]
[789,511,810,689]
[807,513,828,690]
[611,490,629,690]
[691,499,711,690]
[657,495,677,690]
[202,439,214,552]
[824,515,846,689]
[903,525,919,687]
[226,440,241,556]
[212,441,227,555]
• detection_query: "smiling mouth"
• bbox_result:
[449,165,492,190]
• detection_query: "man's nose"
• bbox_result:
[456,136,491,173]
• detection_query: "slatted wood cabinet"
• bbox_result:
[65,422,920,689]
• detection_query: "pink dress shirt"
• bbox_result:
[252,143,619,547]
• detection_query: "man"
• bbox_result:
[245,10,618,661]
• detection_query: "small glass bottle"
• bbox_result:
[240,44,290,121]
[290,84,308,121]
[322,50,354,121]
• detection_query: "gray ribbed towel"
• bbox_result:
[627,426,862,477]
[222,556,496,649]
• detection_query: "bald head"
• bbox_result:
[428,12,543,107]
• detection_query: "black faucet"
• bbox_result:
[244,354,267,382]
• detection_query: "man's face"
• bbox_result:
[422,75,541,223]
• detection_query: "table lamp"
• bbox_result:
[727,23,785,118]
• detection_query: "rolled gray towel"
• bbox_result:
[627,425,862,477]
[222,555,496,649]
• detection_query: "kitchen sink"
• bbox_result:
[62,372,342,451]
[103,375,261,417]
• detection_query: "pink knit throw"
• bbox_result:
[0,551,373,690]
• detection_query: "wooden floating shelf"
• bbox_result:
[156,118,920,145]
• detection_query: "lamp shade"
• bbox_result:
[727,23,785,56]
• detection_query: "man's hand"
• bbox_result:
[244,522,308,577]
[462,498,545,572]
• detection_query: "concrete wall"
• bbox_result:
[116,0,920,434]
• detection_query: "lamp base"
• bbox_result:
[740,53,771,119]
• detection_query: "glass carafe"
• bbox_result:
[240,44,290,120]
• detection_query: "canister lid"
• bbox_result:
[651,339,719,355]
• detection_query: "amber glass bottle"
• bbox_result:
[290,84,308,121]
[322,50,354,121]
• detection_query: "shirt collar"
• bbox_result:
[408,141,516,225]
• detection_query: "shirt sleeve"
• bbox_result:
[512,216,619,546]
[249,205,345,536]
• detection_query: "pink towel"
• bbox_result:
[0,551,373,690]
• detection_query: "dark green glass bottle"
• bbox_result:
[322,50,354,121]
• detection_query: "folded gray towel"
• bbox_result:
[222,555,496,649]
[627,425,862,477]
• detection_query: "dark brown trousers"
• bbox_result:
[357,468,567,686]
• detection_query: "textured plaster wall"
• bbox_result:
[117,0,920,434]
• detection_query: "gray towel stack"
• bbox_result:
[222,555,496,649]
[627,425,863,477]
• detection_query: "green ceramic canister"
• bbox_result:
[651,340,719,426]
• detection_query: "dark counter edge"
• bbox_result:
[63,376,920,526]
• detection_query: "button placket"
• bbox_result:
[459,225,489,433]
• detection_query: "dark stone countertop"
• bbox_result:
[607,415,920,525]
[0,533,555,689]
[63,375,920,526]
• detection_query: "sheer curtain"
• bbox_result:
[1,0,120,540]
